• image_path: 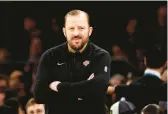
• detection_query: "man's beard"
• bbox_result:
[68,37,88,51]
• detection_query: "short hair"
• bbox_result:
[64,9,90,26]
[141,104,164,114]
[25,98,45,111]
[144,45,167,68]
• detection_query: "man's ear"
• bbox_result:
[89,27,93,36]
[63,27,66,37]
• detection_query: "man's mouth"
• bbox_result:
[72,38,81,42]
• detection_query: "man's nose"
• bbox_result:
[73,29,80,36]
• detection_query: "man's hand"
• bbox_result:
[49,81,61,92]
[106,86,115,95]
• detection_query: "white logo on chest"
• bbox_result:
[104,66,108,72]
[57,63,65,65]
[83,60,90,66]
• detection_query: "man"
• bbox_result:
[141,104,164,114]
[107,46,167,112]
[33,9,111,114]
[25,98,45,114]
[0,75,16,114]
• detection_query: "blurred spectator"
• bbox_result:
[110,97,137,114]
[24,17,41,38]
[0,48,9,64]
[24,17,36,31]
[9,70,24,91]
[52,18,60,33]
[136,49,145,71]
[5,97,25,114]
[141,104,164,114]
[126,18,137,44]
[126,73,139,85]
[25,98,45,114]
[139,4,167,51]
[24,16,41,37]
[0,75,16,114]
[0,87,15,114]
[24,37,43,95]
[19,105,25,114]
[159,100,167,113]
[0,87,6,106]
[111,43,139,71]
[109,74,127,87]
[125,18,144,70]
[112,45,128,58]
[157,5,167,48]
[0,74,8,87]
[10,17,41,61]
[29,37,42,62]
[8,70,29,111]
[107,45,167,113]
[30,29,41,39]
[106,74,127,109]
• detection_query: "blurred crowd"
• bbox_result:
[0,4,167,114]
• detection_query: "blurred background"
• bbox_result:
[0,1,167,114]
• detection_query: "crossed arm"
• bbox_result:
[33,51,111,103]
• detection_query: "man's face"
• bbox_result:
[0,92,5,106]
[27,104,45,114]
[9,71,22,88]
[63,13,93,51]
[24,18,36,30]
[0,80,7,87]
[0,79,7,106]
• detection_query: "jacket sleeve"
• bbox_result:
[33,50,51,103]
[57,52,111,98]
[114,83,165,102]
[114,83,145,101]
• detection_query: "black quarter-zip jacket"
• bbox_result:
[33,41,111,114]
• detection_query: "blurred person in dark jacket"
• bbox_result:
[0,87,14,114]
[107,45,167,113]
[0,75,17,114]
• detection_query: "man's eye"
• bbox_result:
[69,28,74,30]
[37,109,43,113]
[79,27,84,30]
[29,111,34,114]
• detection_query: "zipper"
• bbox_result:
[69,54,76,82]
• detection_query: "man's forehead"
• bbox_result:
[27,104,44,110]
[66,14,88,25]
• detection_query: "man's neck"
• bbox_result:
[145,68,162,79]
[145,68,164,77]
[68,42,88,53]
[146,68,162,74]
